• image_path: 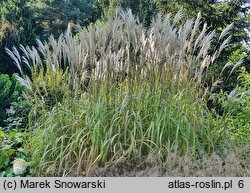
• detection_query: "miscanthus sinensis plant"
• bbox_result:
[6,9,241,176]
[6,9,236,98]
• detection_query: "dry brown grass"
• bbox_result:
[63,145,250,177]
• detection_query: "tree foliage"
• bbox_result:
[0,23,20,74]
[99,0,157,25]
[0,0,35,74]
[29,0,102,38]
[0,0,34,44]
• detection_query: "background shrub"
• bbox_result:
[0,74,24,127]
[0,23,20,74]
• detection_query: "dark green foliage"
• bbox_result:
[3,99,31,131]
[0,0,35,44]
[29,0,102,39]
[100,0,158,25]
[0,74,23,127]
[208,67,250,142]
[0,23,20,74]
[0,0,35,74]
[0,128,32,177]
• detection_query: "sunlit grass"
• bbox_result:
[6,9,244,176]
[27,79,231,176]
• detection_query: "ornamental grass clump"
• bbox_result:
[6,9,240,176]
[6,9,235,97]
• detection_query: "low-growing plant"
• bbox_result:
[0,73,24,127]
[0,127,33,177]
[4,98,31,131]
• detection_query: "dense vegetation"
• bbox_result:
[0,0,249,176]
